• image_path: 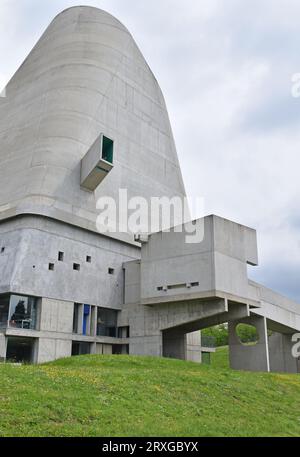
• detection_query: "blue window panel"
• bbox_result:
[82,305,90,335]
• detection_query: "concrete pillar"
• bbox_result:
[186,331,202,363]
[162,329,187,360]
[90,342,97,354]
[0,333,7,362]
[90,306,97,337]
[78,304,84,335]
[228,315,270,372]
[268,332,300,373]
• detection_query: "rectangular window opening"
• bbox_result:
[102,136,114,164]
[49,263,54,271]
[8,295,38,330]
[6,337,36,363]
[73,303,80,334]
[86,256,92,263]
[108,268,115,275]
[97,307,118,337]
[58,251,64,262]
[73,263,80,271]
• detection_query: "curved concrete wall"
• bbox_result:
[0,6,185,241]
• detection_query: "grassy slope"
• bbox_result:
[0,349,300,437]
[211,346,230,369]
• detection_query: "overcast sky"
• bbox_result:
[1,0,300,301]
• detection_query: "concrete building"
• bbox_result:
[0,6,299,372]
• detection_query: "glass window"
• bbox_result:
[97,308,117,337]
[0,295,10,328]
[6,337,35,363]
[8,295,38,330]
[102,136,114,164]
[83,304,90,335]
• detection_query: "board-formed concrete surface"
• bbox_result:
[0,6,299,372]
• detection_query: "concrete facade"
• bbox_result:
[0,6,299,372]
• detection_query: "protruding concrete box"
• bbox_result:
[81,134,114,191]
[123,215,258,362]
[139,215,259,306]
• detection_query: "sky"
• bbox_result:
[0,0,300,301]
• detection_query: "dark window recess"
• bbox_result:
[1,247,5,253]
[108,268,115,275]
[73,263,80,271]
[86,256,92,263]
[112,345,128,355]
[73,303,80,334]
[58,252,64,262]
[6,337,35,363]
[118,326,130,338]
[72,342,90,356]
[97,308,118,337]
[49,263,54,271]
[102,136,114,164]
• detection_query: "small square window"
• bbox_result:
[49,263,54,271]
[1,247,5,253]
[108,268,115,275]
[58,251,64,261]
[73,263,80,271]
[86,256,92,263]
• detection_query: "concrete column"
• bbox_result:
[78,304,84,335]
[228,315,270,372]
[0,333,7,362]
[186,331,202,363]
[162,329,187,360]
[90,306,97,337]
[268,332,300,373]
[90,342,97,354]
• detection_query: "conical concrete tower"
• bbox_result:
[0,6,186,362]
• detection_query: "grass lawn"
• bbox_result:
[0,349,300,437]
[210,346,230,369]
